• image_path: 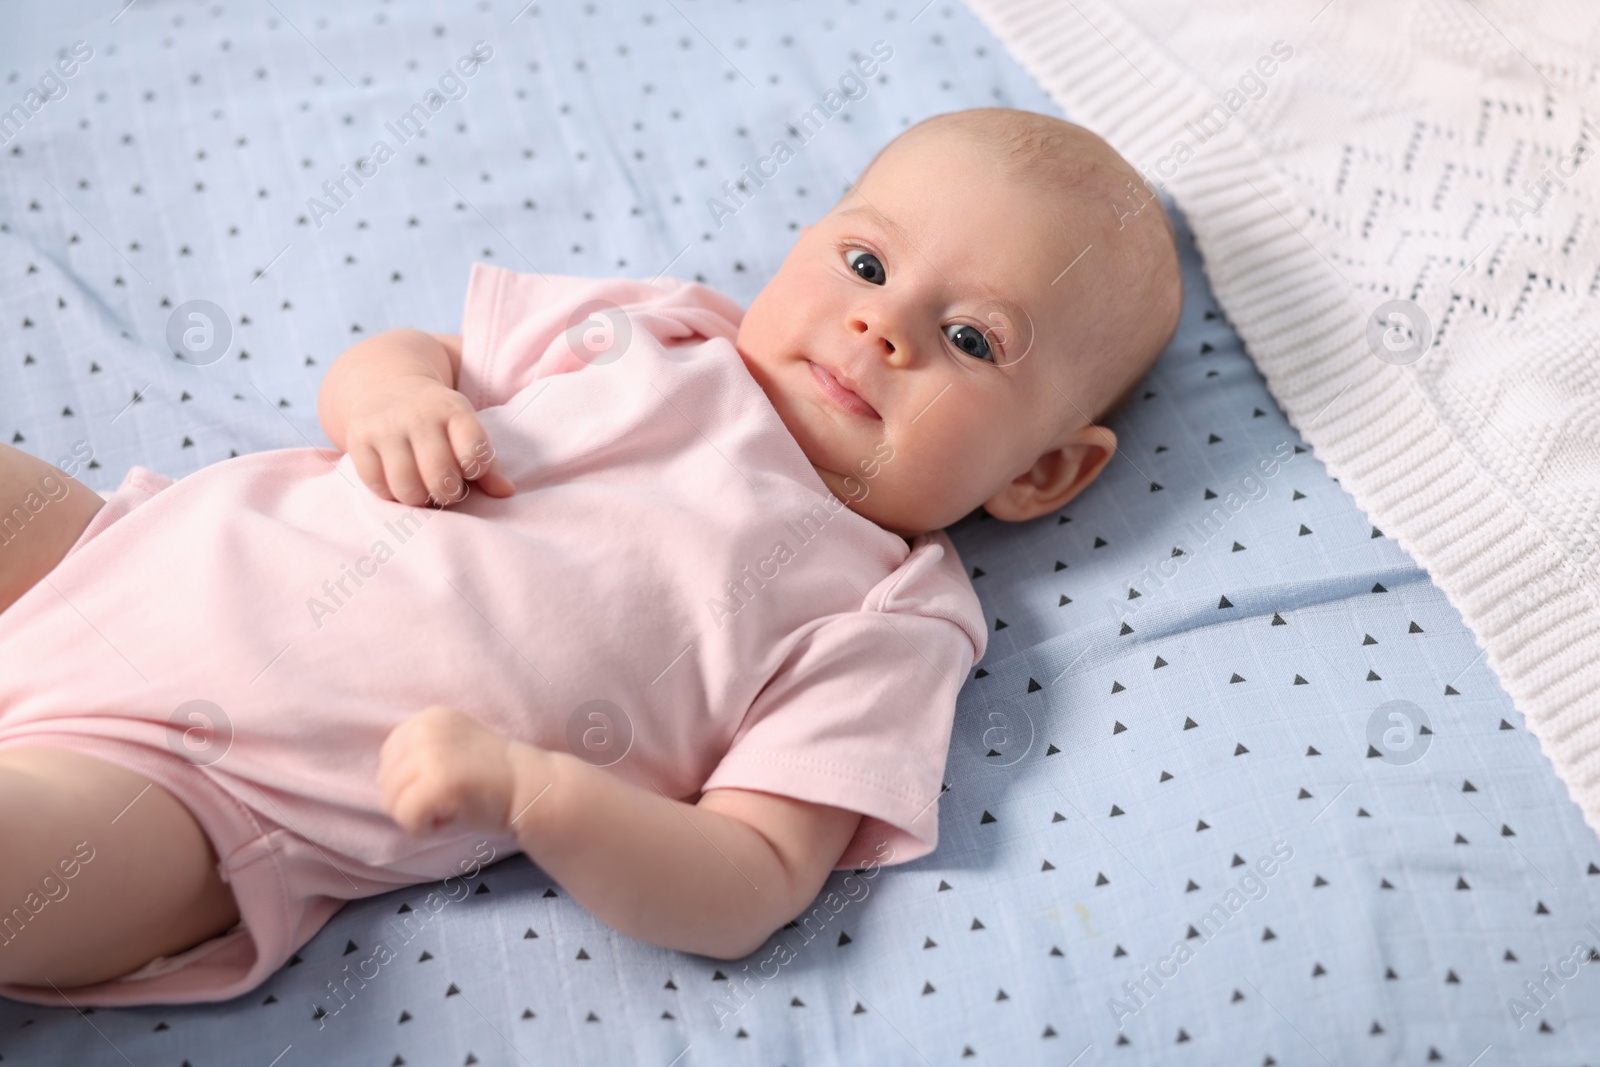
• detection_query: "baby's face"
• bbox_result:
[736,130,1110,539]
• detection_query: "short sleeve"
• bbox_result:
[700,531,988,870]
[456,263,746,412]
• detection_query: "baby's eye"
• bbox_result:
[844,248,886,285]
[945,323,993,362]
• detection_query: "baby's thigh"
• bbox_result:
[0,443,105,616]
[0,747,240,989]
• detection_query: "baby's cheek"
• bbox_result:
[842,440,898,499]
[898,447,995,524]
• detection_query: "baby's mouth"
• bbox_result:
[806,360,881,420]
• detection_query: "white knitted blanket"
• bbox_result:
[963,0,1600,832]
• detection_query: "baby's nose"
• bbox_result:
[848,315,896,356]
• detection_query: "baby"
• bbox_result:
[0,107,1179,1006]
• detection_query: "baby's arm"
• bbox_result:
[378,706,864,960]
[317,329,514,506]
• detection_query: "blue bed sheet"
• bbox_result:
[1,1,1598,1065]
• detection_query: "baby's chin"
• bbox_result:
[807,467,945,541]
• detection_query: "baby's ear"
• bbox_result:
[983,425,1117,523]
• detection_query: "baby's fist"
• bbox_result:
[344,374,516,508]
[378,705,517,837]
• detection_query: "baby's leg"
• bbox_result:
[0,442,106,616]
[0,747,241,989]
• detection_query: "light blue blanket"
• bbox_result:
[1,1,1596,1064]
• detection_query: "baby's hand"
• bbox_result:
[343,374,516,507]
[379,705,518,836]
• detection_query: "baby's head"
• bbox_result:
[736,107,1182,539]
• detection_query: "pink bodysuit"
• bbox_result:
[0,264,986,1006]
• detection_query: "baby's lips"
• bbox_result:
[808,358,881,419]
